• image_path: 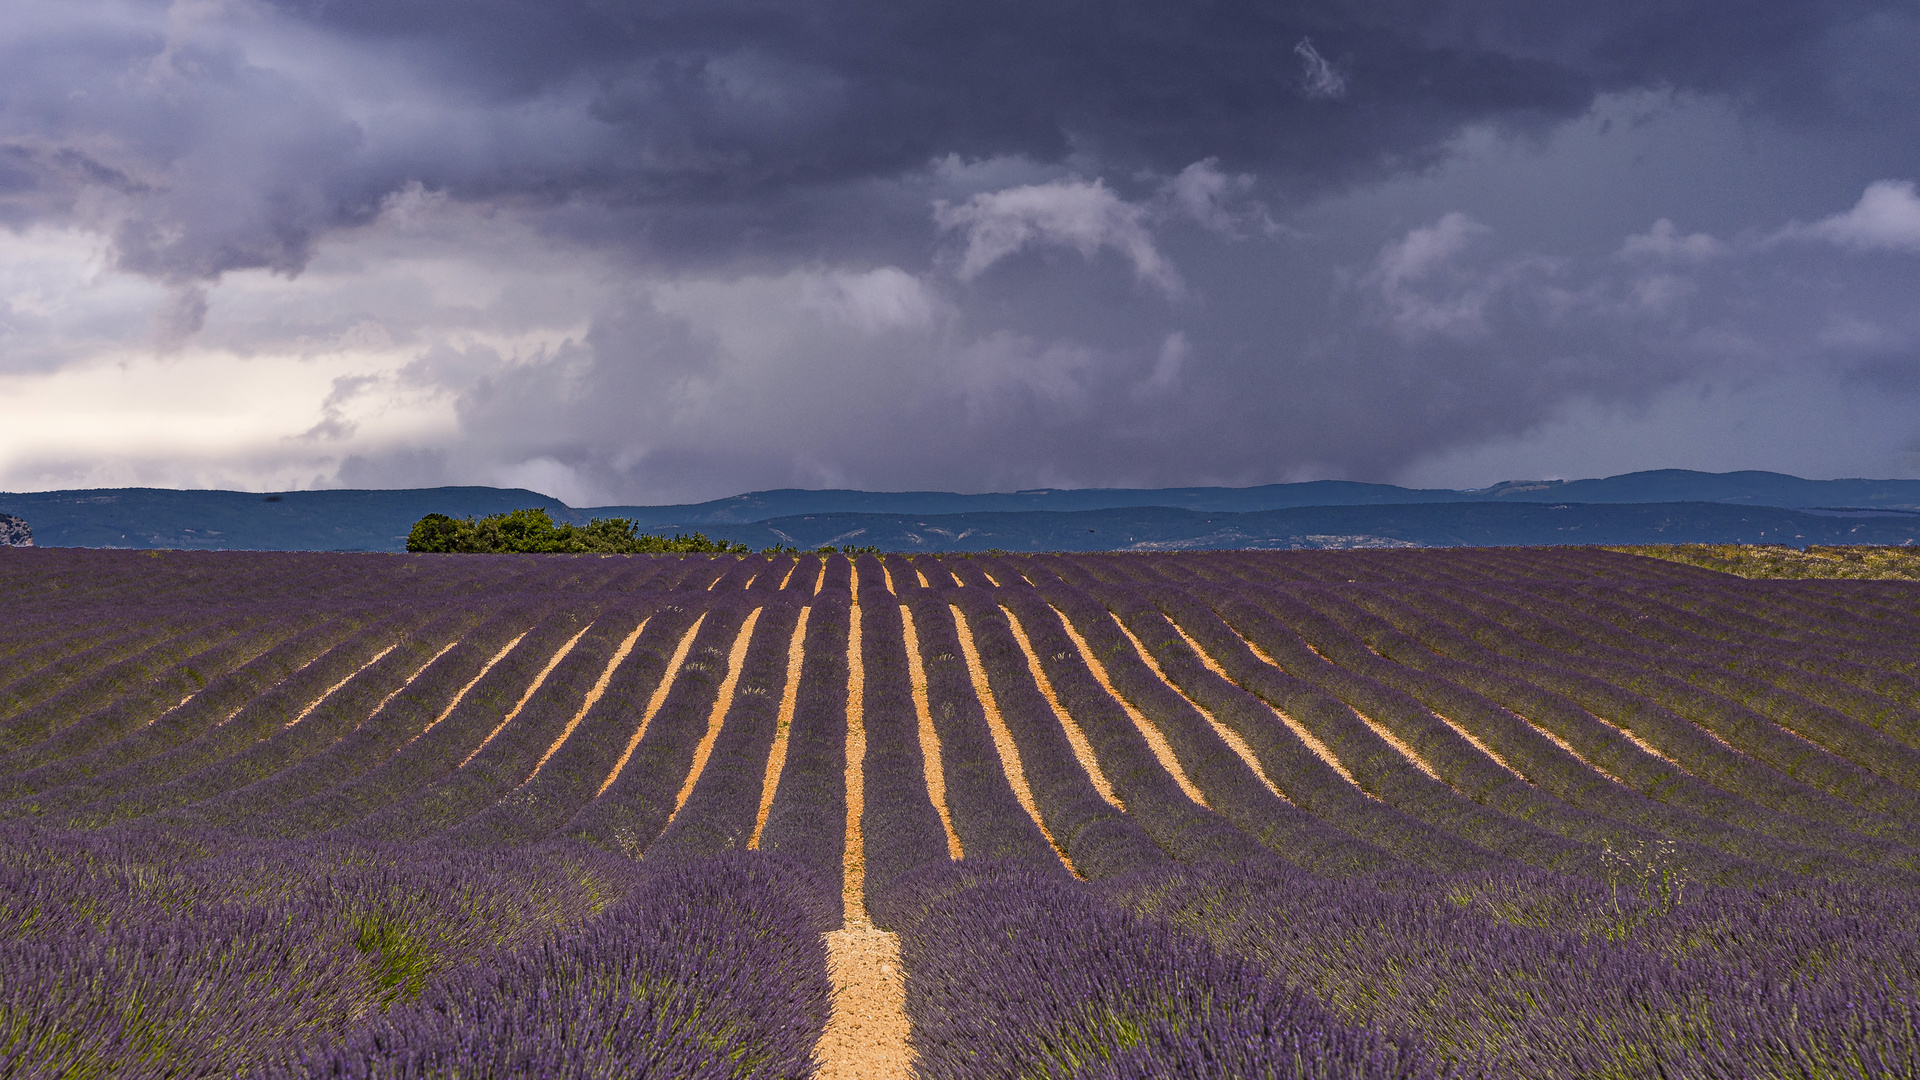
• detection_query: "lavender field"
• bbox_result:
[2,546,1916,1078]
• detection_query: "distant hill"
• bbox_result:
[3,470,1919,552]
[592,469,1920,526]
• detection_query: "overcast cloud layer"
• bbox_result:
[3,0,1919,503]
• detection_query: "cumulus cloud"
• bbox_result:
[935,177,1180,295]
[1787,179,1920,252]
[1618,219,1725,262]
[1294,38,1348,100]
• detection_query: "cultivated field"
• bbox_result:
[2,546,1916,1078]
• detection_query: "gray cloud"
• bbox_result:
[3,0,1920,500]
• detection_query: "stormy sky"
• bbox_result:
[3,0,1919,504]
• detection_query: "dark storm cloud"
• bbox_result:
[13,0,1902,283]
[6,0,1920,500]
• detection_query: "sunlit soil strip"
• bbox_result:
[1510,706,1634,788]
[1050,608,1211,808]
[750,607,812,849]
[460,624,595,768]
[1165,621,1368,793]
[597,614,708,796]
[520,618,651,786]
[669,609,763,816]
[405,632,528,747]
[780,562,799,589]
[818,596,914,1080]
[915,567,933,588]
[350,640,458,736]
[951,606,1078,875]
[1107,617,1292,804]
[900,608,964,860]
[279,645,398,729]
[1220,623,1444,783]
[844,593,867,916]
[1002,608,1123,810]
[883,565,900,593]
[1430,710,1532,785]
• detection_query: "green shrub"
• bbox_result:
[405,509,750,555]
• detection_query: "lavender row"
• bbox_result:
[755,585,852,918]
[849,557,956,915]
[1296,584,1903,882]
[896,582,1065,871]
[0,611,425,825]
[65,610,480,832]
[1107,860,1920,1079]
[980,558,1274,867]
[645,600,807,864]
[254,606,593,838]
[1101,571,1575,874]
[1360,584,1920,860]
[1474,581,1920,784]
[0,822,637,1078]
[1404,582,1920,829]
[0,610,271,749]
[1223,581,1800,885]
[267,854,832,1080]
[346,607,655,843]
[192,603,554,836]
[1043,554,1498,875]
[0,614,349,798]
[562,599,752,857]
[443,601,709,848]
[945,586,1171,880]
[884,861,1448,1080]
[1026,560,1399,876]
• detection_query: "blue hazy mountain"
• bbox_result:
[3,470,1918,551]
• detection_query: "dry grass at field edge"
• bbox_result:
[1617,543,1920,580]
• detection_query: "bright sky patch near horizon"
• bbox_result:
[3,1,1920,503]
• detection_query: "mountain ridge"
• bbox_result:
[4,469,1920,552]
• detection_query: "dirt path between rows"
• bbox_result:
[670,608,762,815]
[522,618,650,784]
[597,614,706,796]
[1107,616,1293,805]
[749,606,811,848]
[460,623,593,768]
[1165,620,1368,792]
[1001,608,1123,810]
[899,606,964,860]
[1050,608,1211,809]
[815,586,916,1080]
[951,606,1078,875]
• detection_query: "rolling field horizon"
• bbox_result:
[3,546,1917,1077]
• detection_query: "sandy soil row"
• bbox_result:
[1002,608,1124,810]
[334,640,457,738]
[279,644,396,730]
[814,589,916,1080]
[1430,710,1533,785]
[460,624,593,768]
[671,608,763,814]
[1166,621,1367,791]
[598,614,707,796]
[1107,617,1292,804]
[899,607,965,861]
[523,619,651,784]
[750,606,811,849]
[1511,706,1638,788]
[404,632,526,747]
[950,605,1078,875]
[1051,608,1212,809]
